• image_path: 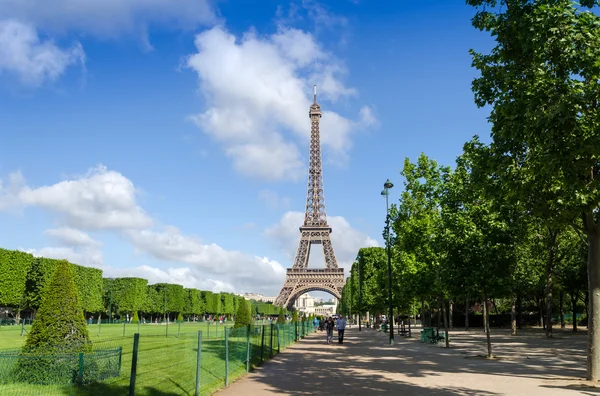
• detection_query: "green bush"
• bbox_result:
[131,311,139,324]
[177,313,183,322]
[234,300,251,328]
[292,310,299,323]
[277,308,286,324]
[23,260,91,354]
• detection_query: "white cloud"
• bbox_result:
[4,165,389,295]
[44,227,100,247]
[0,0,215,38]
[258,189,291,210]
[264,211,379,271]
[104,265,236,293]
[359,106,378,127]
[25,245,104,268]
[186,25,375,181]
[0,164,153,230]
[124,226,287,294]
[0,20,84,86]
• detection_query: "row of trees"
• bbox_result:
[342,0,600,381]
[0,248,284,321]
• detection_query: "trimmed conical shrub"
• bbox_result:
[234,299,251,328]
[177,312,183,322]
[276,308,286,324]
[292,310,299,323]
[132,311,139,324]
[23,260,91,354]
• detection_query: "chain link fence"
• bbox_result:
[0,321,315,395]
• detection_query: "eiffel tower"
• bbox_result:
[274,86,344,310]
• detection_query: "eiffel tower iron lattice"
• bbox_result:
[274,86,344,310]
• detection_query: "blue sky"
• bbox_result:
[0,0,492,297]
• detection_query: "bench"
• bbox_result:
[420,327,446,344]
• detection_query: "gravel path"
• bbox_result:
[217,326,597,395]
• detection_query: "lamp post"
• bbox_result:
[108,277,114,324]
[357,254,362,331]
[381,179,394,345]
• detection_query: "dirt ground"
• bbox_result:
[217,325,598,395]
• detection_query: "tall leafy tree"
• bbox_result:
[23,260,91,354]
[468,0,600,378]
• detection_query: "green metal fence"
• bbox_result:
[0,321,315,395]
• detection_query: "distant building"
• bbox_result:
[294,294,337,316]
[243,293,276,303]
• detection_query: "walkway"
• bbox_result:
[218,326,594,395]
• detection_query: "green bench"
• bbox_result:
[420,327,446,344]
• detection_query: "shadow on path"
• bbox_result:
[217,327,589,396]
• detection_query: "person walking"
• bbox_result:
[337,315,347,344]
[326,317,334,344]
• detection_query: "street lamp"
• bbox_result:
[357,254,362,332]
[381,179,394,345]
[108,277,114,324]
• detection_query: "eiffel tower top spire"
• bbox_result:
[304,84,327,228]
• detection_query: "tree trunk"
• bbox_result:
[572,293,578,332]
[484,296,492,358]
[436,299,441,330]
[539,298,545,329]
[449,300,454,329]
[482,299,487,333]
[511,297,517,336]
[517,294,522,329]
[441,296,450,348]
[97,312,102,325]
[421,298,425,328]
[465,296,469,330]
[560,290,565,329]
[545,230,557,338]
[586,230,600,381]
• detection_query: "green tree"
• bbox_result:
[468,0,600,378]
[184,288,204,318]
[277,308,286,324]
[71,265,104,314]
[234,299,252,328]
[211,293,222,315]
[222,293,235,317]
[141,286,161,316]
[23,260,91,353]
[0,249,33,320]
[152,283,185,318]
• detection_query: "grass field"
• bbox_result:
[0,321,299,396]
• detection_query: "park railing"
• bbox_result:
[0,321,315,396]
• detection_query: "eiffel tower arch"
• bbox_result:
[274,86,345,311]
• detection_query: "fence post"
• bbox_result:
[269,323,274,358]
[277,325,280,354]
[77,352,84,384]
[177,321,181,338]
[166,318,169,338]
[225,328,229,387]
[123,321,126,337]
[246,324,251,373]
[138,320,141,334]
[295,322,298,342]
[260,325,265,362]
[195,331,202,396]
[97,315,101,337]
[129,333,140,396]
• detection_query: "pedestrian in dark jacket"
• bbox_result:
[326,317,335,344]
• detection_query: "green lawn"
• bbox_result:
[0,322,302,396]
